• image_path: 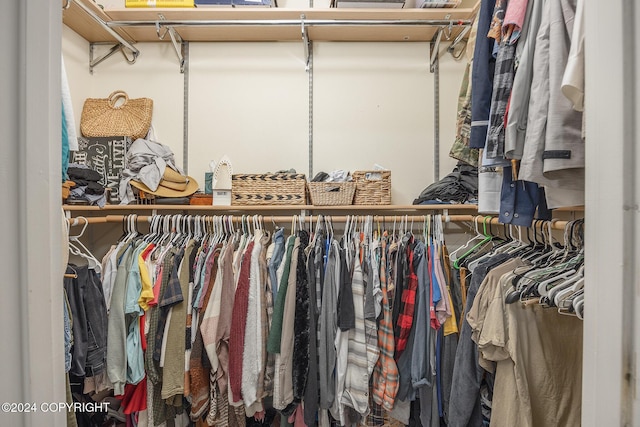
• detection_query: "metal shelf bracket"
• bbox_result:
[429,27,443,73]
[71,0,139,73]
[301,14,311,71]
[157,14,186,73]
[89,42,137,74]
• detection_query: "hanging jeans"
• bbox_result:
[64,264,108,378]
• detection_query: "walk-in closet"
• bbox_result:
[1,0,639,426]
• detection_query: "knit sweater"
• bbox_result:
[228,241,255,404]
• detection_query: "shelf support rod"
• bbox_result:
[70,0,139,68]
[301,14,311,71]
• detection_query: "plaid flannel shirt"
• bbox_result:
[395,242,418,359]
[371,236,399,411]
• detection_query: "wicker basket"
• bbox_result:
[352,170,391,205]
[308,181,356,206]
[232,173,307,205]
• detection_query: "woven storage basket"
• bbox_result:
[232,173,307,205]
[352,170,391,205]
[80,90,153,140]
[308,181,356,206]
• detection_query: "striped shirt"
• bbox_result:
[341,241,371,417]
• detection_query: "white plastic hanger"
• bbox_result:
[449,216,486,263]
[67,216,102,273]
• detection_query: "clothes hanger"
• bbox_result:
[536,268,578,298]
[449,215,485,263]
[454,216,494,270]
[550,272,584,308]
[144,215,157,243]
[67,216,102,273]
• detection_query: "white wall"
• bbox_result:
[189,42,309,181]
[63,27,466,204]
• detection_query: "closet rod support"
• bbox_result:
[447,23,471,56]
[71,0,140,70]
[89,42,129,74]
[157,15,186,73]
[301,15,311,71]
[429,27,443,73]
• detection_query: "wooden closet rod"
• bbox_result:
[68,214,578,230]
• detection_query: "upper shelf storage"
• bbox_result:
[63,0,480,43]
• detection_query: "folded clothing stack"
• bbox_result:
[311,169,352,183]
[66,164,107,207]
[413,163,478,205]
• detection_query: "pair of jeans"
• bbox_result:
[64,264,108,378]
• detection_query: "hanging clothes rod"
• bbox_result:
[68,214,576,230]
[107,19,473,28]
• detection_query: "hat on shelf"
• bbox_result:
[130,167,199,198]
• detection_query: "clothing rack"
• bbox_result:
[67,213,575,230]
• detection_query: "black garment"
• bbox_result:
[311,172,330,182]
[441,332,459,426]
[67,166,102,182]
[292,230,311,402]
[449,268,464,331]
[337,247,355,331]
[448,253,511,427]
[304,243,320,426]
[69,374,110,427]
[64,264,108,378]
[413,163,478,205]
[392,233,411,341]
[67,167,105,195]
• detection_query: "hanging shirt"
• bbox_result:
[292,230,311,404]
[319,239,340,410]
[268,228,286,302]
[124,242,149,386]
[107,244,134,396]
[341,241,371,417]
[138,243,156,311]
[274,236,300,412]
[243,231,265,414]
[470,0,498,149]
[372,236,399,412]
[229,241,255,405]
[395,240,418,359]
[409,241,433,389]
[267,236,296,354]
